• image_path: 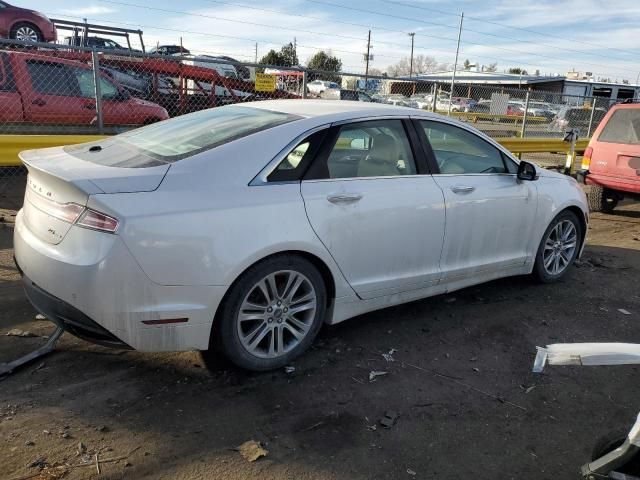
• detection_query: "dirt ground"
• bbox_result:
[2,176,640,480]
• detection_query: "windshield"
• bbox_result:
[65,106,301,167]
[598,109,640,145]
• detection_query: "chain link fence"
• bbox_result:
[0,38,621,196]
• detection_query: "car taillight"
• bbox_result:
[582,146,593,170]
[26,189,85,223]
[76,209,119,233]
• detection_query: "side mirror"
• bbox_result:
[517,161,538,181]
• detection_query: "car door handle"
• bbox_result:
[31,98,46,106]
[450,185,475,194]
[327,193,363,204]
[84,104,96,110]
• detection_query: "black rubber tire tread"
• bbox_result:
[205,254,327,371]
[532,209,582,283]
[588,185,604,212]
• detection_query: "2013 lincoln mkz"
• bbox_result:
[14,100,589,371]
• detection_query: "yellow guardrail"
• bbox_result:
[443,112,548,124]
[496,137,589,154]
[0,135,108,167]
[0,135,589,168]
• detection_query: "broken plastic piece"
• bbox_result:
[0,327,64,377]
[533,343,640,373]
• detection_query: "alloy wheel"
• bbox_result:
[237,270,317,359]
[542,220,577,275]
[15,26,39,42]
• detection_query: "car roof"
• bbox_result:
[246,99,438,122]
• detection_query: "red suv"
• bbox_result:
[0,1,57,43]
[578,101,640,212]
[0,51,169,127]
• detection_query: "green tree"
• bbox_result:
[258,42,298,67]
[508,67,528,75]
[306,50,342,82]
[463,59,471,70]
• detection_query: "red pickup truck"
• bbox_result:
[0,51,168,128]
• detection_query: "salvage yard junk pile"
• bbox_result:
[0,39,611,141]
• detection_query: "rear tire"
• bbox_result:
[204,254,327,371]
[10,23,42,43]
[588,186,619,213]
[532,210,582,283]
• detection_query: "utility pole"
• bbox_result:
[408,32,415,77]
[255,42,258,63]
[365,30,371,86]
[448,12,464,116]
[293,37,297,65]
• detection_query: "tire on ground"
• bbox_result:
[532,209,582,283]
[203,254,328,371]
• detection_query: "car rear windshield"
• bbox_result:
[65,106,301,167]
[598,109,640,145]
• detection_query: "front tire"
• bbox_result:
[10,23,42,43]
[207,255,327,371]
[533,210,582,283]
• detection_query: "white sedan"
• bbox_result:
[14,100,589,371]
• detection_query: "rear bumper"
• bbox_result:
[19,265,131,349]
[14,209,227,352]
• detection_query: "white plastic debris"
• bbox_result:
[369,371,388,382]
[35,314,46,320]
[533,343,640,372]
[382,348,397,363]
[284,366,295,374]
[618,308,632,315]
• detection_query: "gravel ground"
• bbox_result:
[2,177,640,480]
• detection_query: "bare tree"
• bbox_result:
[485,62,498,72]
[387,55,441,77]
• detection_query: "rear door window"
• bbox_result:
[598,109,640,145]
[26,61,79,96]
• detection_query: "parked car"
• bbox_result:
[0,51,168,127]
[0,1,56,43]
[64,36,140,52]
[149,45,191,56]
[409,94,433,110]
[14,100,588,371]
[384,94,410,106]
[307,80,339,95]
[578,101,640,212]
[549,106,606,133]
[319,88,372,102]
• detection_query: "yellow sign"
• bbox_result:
[255,73,276,92]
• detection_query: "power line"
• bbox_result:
[97,0,415,49]
[302,0,640,77]
[377,0,640,58]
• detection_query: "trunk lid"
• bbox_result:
[19,144,169,245]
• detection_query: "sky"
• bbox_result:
[24,0,640,83]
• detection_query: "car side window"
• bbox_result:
[268,129,329,182]
[26,61,79,96]
[73,69,118,99]
[420,120,509,174]
[311,120,417,180]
